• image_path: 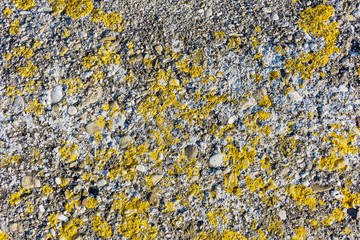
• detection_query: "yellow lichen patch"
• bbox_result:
[341,188,360,209]
[48,212,58,227]
[93,215,112,238]
[112,195,157,239]
[251,73,263,82]
[62,28,71,37]
[58,77,83,95]
[83,43,121,69]
[86,197,98,209]
[0,232,8,240]
[90,9,124,32]
[227,36,241,52]
[9,19,20,35]
[26,99,44,116]
[0,153,20,167]
[206,208,228,227]
[258,95,272,108]
[49,0,93,20]
[286,184,317,210]
[11,0,36,10]
[286,4,339,80]
[58,218,84,240]
[318,130,357,172]
[42,185,53,197]
[17,60,37,77]
[3,7,13,18]
[292,226,307,240]
[269,70,281,81]
[59,142,78,163]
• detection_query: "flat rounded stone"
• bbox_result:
[51,85,63,103]
[12,96,24,114]
[209,153,225,168]
[86,122,103,135]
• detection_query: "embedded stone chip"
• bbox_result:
[209,153,225,168]
[86,122,104,135]
[21,176,41,189]
[12,96,25,114]
[118,135,134,149]
[51,85,63,104]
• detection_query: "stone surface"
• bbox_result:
[205,8,212,18]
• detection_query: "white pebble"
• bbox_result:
[279,210,287,220]
[136,164,147,172]
[271,13,279,21]
[39,205,45,212]
[209,153,225,168]
[67,106,77,115]
[51,85,63,103]
[12,96,24,114]
[97,179,107,187]
[228,116,236,125]
[205,8,212,18]
[55,177,61,185]
[57,214,69,222]
[288,90,303,103]
[338,84,348,92]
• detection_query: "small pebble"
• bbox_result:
[279,210,287,220]
[57,214,69,222]
[12,96,25,114]
[205,8,213,18]
[209,153,225,168]
[39,205,45,212]
[271,13,279,21]
[118,135,134,149]
[51,85,63,104]
[86,122,103,135]
[55,177,61,185]
[136,164,147,172]
[97,179,107,187]
[67,106,77,115]
[184,145,198,159]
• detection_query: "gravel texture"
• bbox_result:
[1,0,360,239]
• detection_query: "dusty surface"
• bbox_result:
[1,0,360,239]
